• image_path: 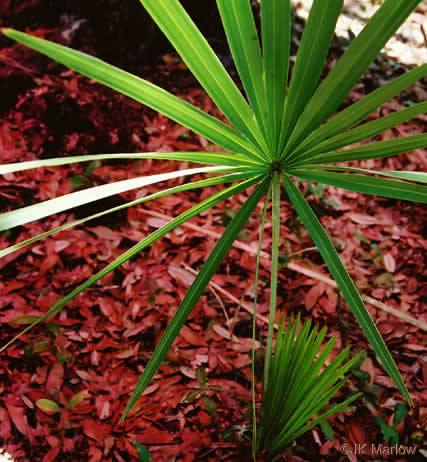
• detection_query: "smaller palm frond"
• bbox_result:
[257,315,363,456]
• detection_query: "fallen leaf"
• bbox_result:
[180,366,196,379]
[179,325,204,346]
[0,406,12,439]
[95,395,112,420]
[46,362,64,393]
[42,446,60,462]
[88,446,103,462]
[304,283,325,310]
[360,357,376,384]
[36,399,61,413]
[66,389,90,410]
[347,212,392,226]
[136,426,175,444]
[142,384,159,396]
[5,403,28,435]
[115,345,138,359]
[212,324,238,342]
[168,264,196,287]
[83,420,110,441]
[383,253,396,273]
[40,253,60,274]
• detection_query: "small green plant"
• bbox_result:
[70,159,101,190]
[374,403,408,446]
[256,315,363,458]
[305,182,341,214]
[9,316,72,363]
[1,0,426,456]
[181,366,223,416]
[132,440,152,462]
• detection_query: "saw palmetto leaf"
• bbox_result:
[262,174,281,395]
[288,64,427,161]
[282,175,413,405]
[1,0,424,455]
[261,0,291,153]
[280,0,343,148]
[283,0,422,154]
[137,0,269,156]
[121,178,269,419]
[258,315,362,456]
[217,0,269,147]
[308,134,427,164]
[0,166,236,231]
[292,101,427,164]
[1,28,263,163]
[251,184,272,457]
[311,165,427,184]
[0,176,265,355]
[288,168,427,203]
[0,151,259,175]
[0,171,259,259]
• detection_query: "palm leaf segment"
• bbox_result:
[1,0,426,418]
[258,314,364,456]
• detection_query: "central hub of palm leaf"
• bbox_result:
[270,161,282,174]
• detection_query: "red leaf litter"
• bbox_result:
[0,22,426,462]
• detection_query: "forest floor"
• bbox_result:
[295,0,427,65]
[0,5,426,462]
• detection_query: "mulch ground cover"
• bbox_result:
[0,16,426,462]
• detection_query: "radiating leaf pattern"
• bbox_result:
[1,1,425,455]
